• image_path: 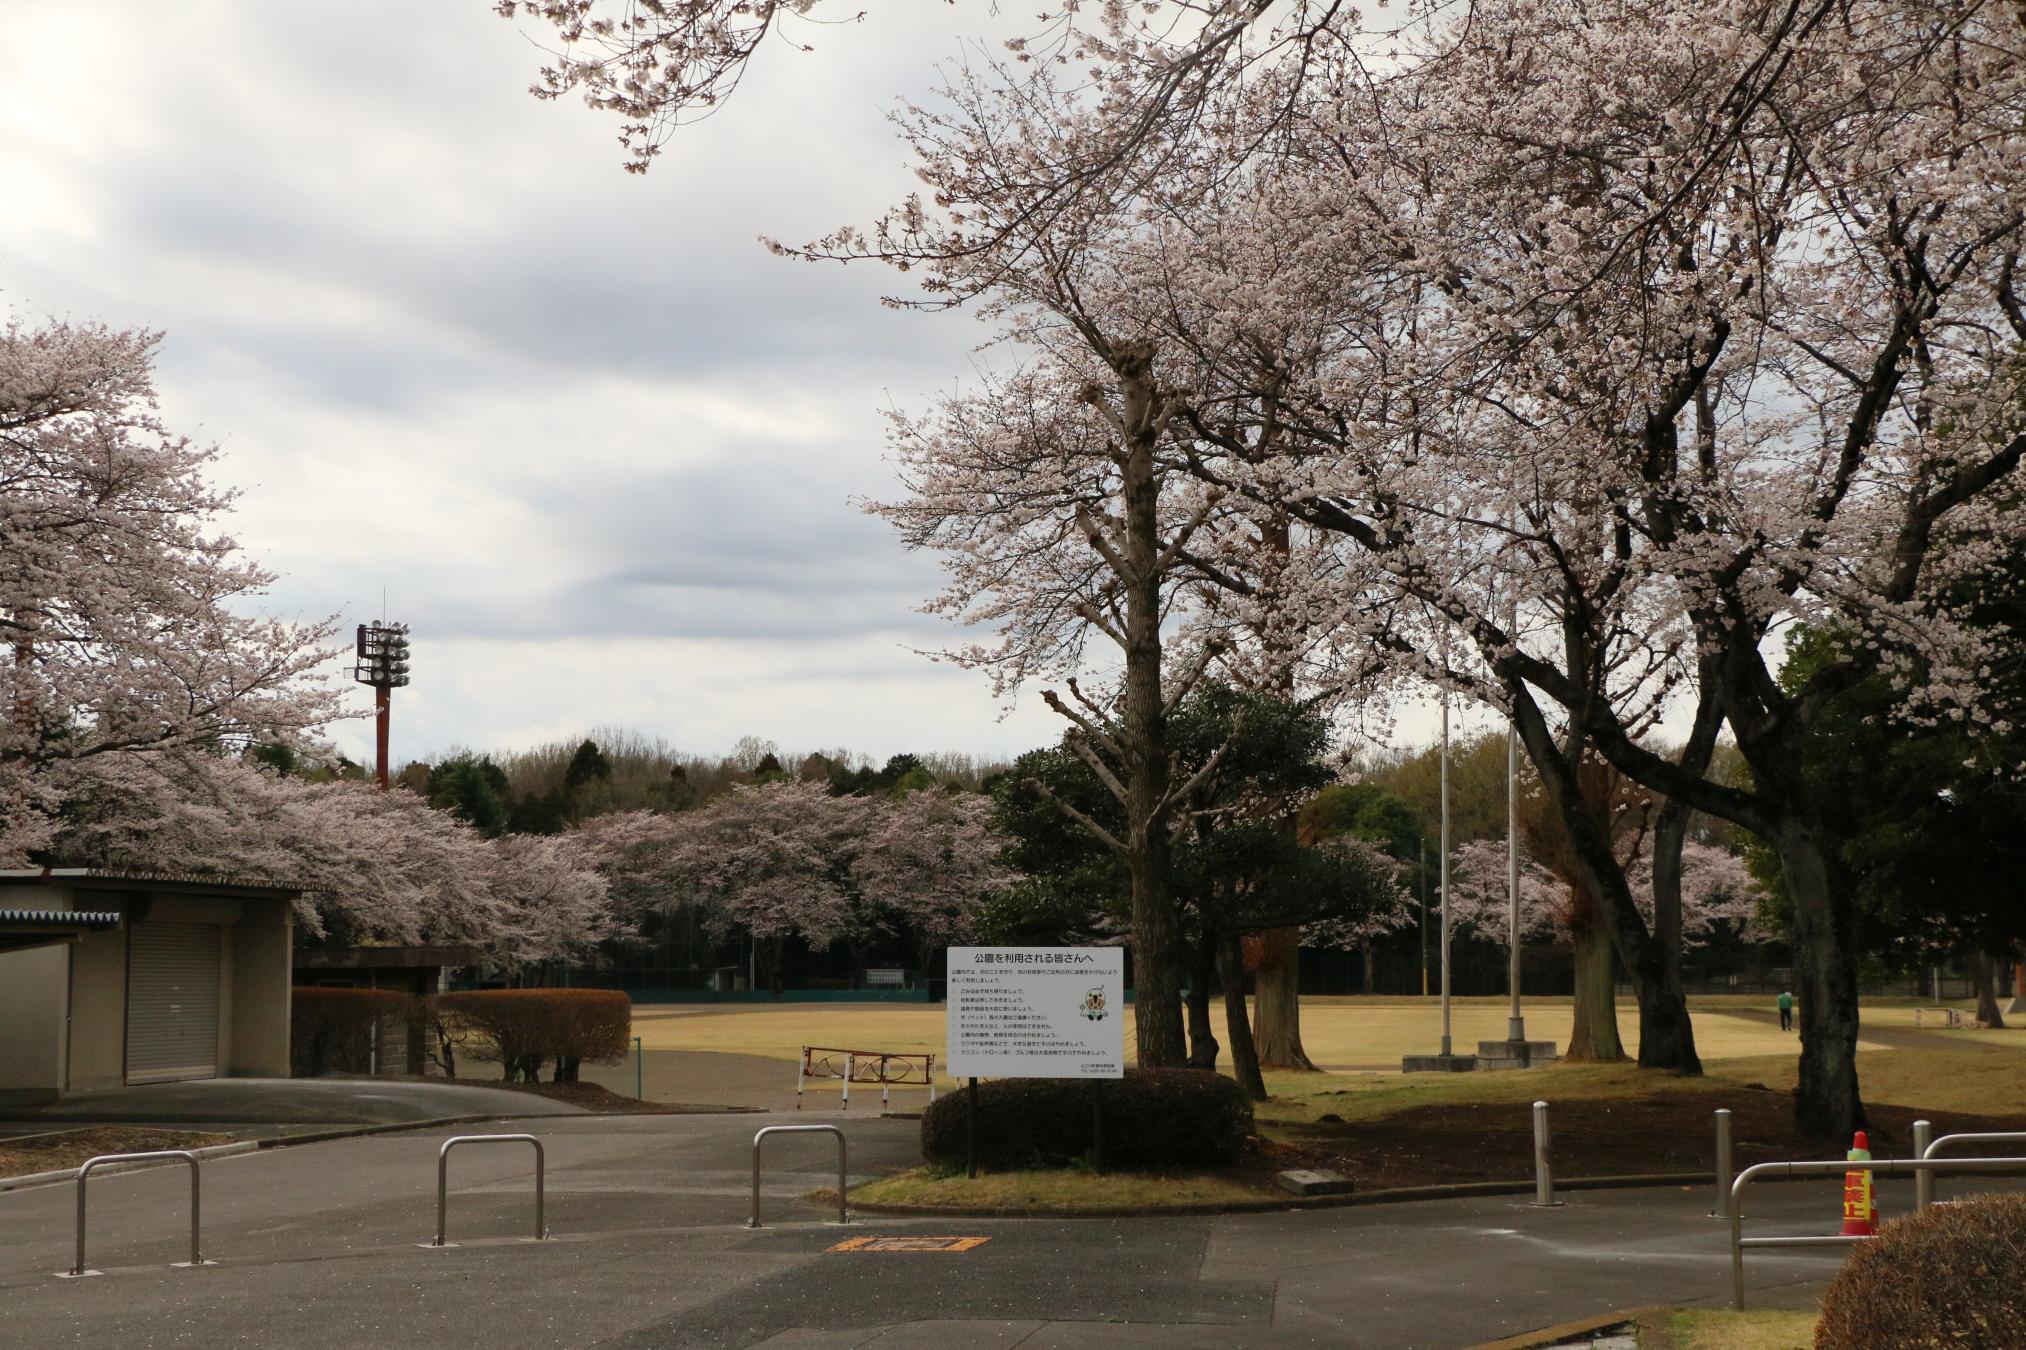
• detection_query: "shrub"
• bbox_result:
[920,1069,1255,1172]
[290,988,417,1077]
[1815,1192,2026,1349]
[431,990,632,1082]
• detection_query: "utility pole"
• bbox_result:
[1439,686,1452,1057]
[1508,721,1526,1043]
[353,622,411,789]
[1419,839,1430,997]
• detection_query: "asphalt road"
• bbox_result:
[0,1110,1961,1348]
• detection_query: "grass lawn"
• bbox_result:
[1643,1307,1817,1349]
[631,994,1931,1081]
[631,995,2026,1146]
[851,1168,1270,1213]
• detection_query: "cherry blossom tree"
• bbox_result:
[853,786,1015,954]
[45,752,612,965]
[1321,0,2026,1135]
[584,780,1012,996]
[2,317,340,864]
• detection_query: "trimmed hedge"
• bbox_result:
[433,989,632,1082]
[290,988,416,1077]
[1815,1192,2026,1348]
[920,1069,1254,1172]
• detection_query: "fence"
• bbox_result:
[796,1047,937,1110]
[1726,1150,2026,1310]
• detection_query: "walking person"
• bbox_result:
[1777,989,1794,1032]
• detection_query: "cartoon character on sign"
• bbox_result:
[1081,987,1108,1021]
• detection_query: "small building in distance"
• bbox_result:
[0,869,299,1105]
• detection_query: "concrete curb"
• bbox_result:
[0,1140,259,1193]
[1466,1307,1649,1350]
[843,1171,1713,1219]
[248,1105,757,1151]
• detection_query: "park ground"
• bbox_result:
[580,994,2026,1193]
[3,996,2016,1346]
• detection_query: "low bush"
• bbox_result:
[920,1069,1255,1172]
[290,988,416,1077]
[432,989,632,1082]
[1815,1192,2026,1348]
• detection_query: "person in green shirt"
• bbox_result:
[1778,990,1795,1032]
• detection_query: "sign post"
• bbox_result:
[946,947,1126,1174]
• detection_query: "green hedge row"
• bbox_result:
[920,1069,1254,1171]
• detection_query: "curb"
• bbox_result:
[845,1171,1712,1219]
[1466,1307,1650,1350]
[0,1140,259,1193]
[249,1104,758,1150]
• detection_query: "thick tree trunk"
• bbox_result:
[1251,925,1316,1069]
[1969,950,2006,1029]
[1513,702,1701,1074]
[1218,930,1268,1101]
[1187,935,1220,1069]
[1563,895,1625,1062]
[1115,341,1187,1069]
[1362,942,1376,995]
[1774,816,1867,1141]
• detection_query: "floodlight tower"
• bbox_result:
[353,622,411,789]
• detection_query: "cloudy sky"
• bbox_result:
[2,2,1470,769]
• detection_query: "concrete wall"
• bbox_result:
[228,900,292,1077]
[0,885,72,1105]
[66,920,130,1095]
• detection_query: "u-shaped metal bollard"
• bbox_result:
[747,1125,848,1229]
[59,1150,209,1279]
[428,1134,548,1247]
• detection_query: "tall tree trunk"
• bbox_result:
[767,936,786,1002]
[1251,926,1315,1069]
[1218,930,1267,1101]
[1510,694,1701,1074]
[1362,942,1376,995]
[1187,932,1220,1069]
[1969,950,2006,1029]
[1774,814,1867,1141]
[1114,341,1187,1069]
[1563,888,1625,1062]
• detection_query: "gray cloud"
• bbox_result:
[0,0,1051,761]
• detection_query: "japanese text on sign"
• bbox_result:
[945,946,1124,1079]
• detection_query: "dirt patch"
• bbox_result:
[0,1127,234,1180]
[1270,1083,2016,1191]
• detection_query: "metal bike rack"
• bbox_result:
[747,1125,848,1229]
[428,1134,547,1248]
[1916,1126,2026,1211]
[1727,1154,2026,1309]
[59,1150,209,1278]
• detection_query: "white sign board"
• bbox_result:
[945,946,1124,1079]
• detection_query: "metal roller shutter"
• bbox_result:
[127,921,222,1083]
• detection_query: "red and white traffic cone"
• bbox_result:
[1841,1130,1877,1236]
